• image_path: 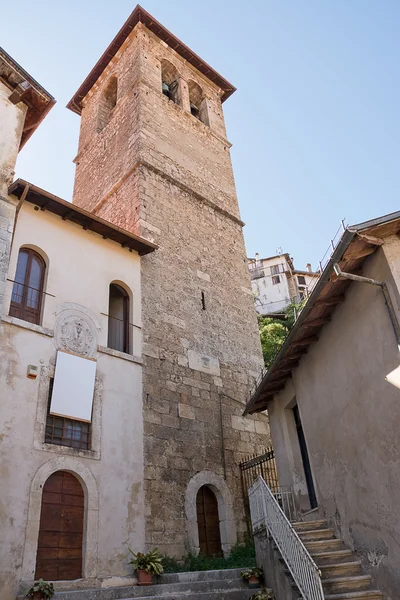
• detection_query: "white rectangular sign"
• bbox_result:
[50,351,96,422]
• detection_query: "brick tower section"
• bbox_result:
[72,21,270,556]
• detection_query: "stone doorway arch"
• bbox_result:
[35,471,84,580]
[185,471,236,556]
[21,457,99,582]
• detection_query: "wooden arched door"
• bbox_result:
[196,486,222,556]
[35,471,84,580]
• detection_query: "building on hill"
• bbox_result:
[245,211,400,600]
[0,7,270,598]
[248,252,319,316]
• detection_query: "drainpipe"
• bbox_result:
[333,263,400,344]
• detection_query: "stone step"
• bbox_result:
[320,561,362,579]
[322,575,372,595]
[20,577,251,600]
[160,568,246,584]
[292,519,328,532]
[304,538,344,553]
[324,591,383,600]
[312,549,354,565]
[298,528,335,541]
[120,591,256,600]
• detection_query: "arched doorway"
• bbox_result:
[35,471,84,580]
[196,486,222,556]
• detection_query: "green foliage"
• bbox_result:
[258,299,306,368]
[25,579,55,599]
[284,298,307,330]
[129,548,164,575]
[250,589,274,600]
[240,567,263,580]
[258,316,288,369]
[161,539,256,573]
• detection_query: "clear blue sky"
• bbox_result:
[3,1,399,270]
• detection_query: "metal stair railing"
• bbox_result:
[249,476,324,600]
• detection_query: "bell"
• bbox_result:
[162,82,170,93]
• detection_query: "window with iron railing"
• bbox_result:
[45,379,91,451]
[10,248,45,325]
[108,283,131,353]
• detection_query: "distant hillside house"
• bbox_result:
[248,253,319,316]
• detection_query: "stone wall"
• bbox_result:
[254,529,297,600]
[72,22,270,557]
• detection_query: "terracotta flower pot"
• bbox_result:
[32,593,44,600]
[137,569,153,586]
[248,575,260,589]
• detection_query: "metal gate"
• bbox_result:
[239,447,279,530]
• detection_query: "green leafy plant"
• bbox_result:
[258,299,306,368]
[259,316,288,369]
[25,579,55,599]
[129,548,164,575]
[161,539,256,573]
[240,567,263,580]
[250,589,274,600]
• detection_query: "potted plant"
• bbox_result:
[129,548,164,585]
[25,579,55,599]
[250,589,274,600]
[241,567,263,588]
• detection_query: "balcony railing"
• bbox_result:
[8,280,54,325]
[106,314,136,354]
[249,476,324,600]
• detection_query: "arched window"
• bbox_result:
[161,59,179,104]
[108,283,130,353]
[188,80,209,126]
[97,76,118,131]
[10,248,45,324]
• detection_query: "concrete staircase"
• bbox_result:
[292,520,383,599]
[19,569,257,600]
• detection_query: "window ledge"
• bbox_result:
[2,315,53,337]
[37,442,100,461]
[97,345,143,364]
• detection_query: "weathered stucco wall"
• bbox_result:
[270,246,400,599]
[0,204,145,599]
[0,81,27,322]
[71,22,270,557]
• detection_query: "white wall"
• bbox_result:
[5,202,142,354]
[251,256,291,315]
[0,81,27,194]
[0,203,145,598]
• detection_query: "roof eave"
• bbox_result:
[244,228,357,416]
[66,4,236,115]
[8,179,158,256]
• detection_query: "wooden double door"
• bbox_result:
[196,486,222,556]
[35,471,84,580]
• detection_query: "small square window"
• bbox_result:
[45,379,91,451]
[272,275,280,285]
[297,275,306,286]
[271,265,280,275]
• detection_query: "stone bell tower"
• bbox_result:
[68,6,269,557]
